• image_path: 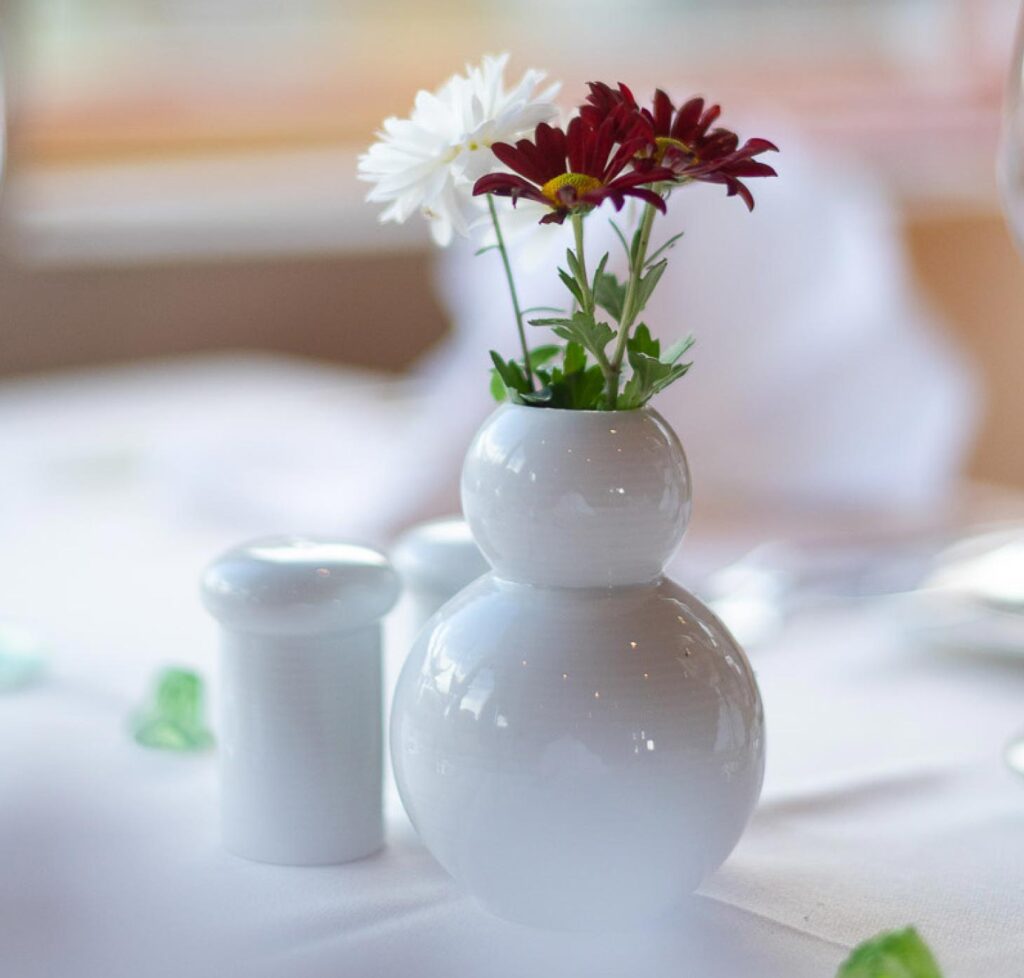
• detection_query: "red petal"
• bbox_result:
[671,97,705,140]
[698,104,722,136]
[535,123,568,175]
[741,137,779,155]
[473,174,547,206]
[566,116,588,174]
[624,187,668,213]
[652,89,673,136]
[490,141,545,184]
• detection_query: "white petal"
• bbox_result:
[357,53,563,240]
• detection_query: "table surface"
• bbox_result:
[2,355,1023,978]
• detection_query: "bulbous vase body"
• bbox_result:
[391,404,764,928]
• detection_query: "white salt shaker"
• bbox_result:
[391,516,489,638]
[201,536,400,866]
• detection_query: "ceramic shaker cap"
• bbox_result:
[201,536,400,636]
[391,517,489,594]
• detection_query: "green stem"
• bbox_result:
[571,212,593,316]
[606,202,658,408]
[487,194,533,388]
[570,212,613,381]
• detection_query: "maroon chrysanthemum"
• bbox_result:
[644,91,778,209]
[472,115,673,225]
[584,83,779,210]
[579,81,646,144]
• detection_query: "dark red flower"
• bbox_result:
[579,81,647,144]
[473,115,673,225]
[642,91,778,210]
[583,83,779,210]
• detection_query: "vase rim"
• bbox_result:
[498,403,654,418]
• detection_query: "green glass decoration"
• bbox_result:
[0,621,48,691]
[837,927,943,978]
[131,668,214,752]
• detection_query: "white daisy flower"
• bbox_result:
[357,53,560,247]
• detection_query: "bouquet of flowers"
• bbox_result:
[359,54,777,411]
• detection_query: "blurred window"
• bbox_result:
[5,0,1011,166]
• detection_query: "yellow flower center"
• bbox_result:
[654,136,696,163]
[540,172,603,206]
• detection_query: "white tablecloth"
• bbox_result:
[2,357,1022,978]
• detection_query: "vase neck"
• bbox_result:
[461,405,691,588]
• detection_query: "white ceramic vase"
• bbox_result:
[390,404,765,928]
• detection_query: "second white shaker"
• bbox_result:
[201,536,400,866]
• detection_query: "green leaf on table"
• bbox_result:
[837,928,943,978]
[131,667,214,753]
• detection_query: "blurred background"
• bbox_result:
[0,0,1022,523]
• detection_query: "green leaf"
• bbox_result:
[563,341,586,376]
[629,323,660,359]
[594,268,627,323]
[608,219,631,261]
[565,364,606,409]
[565,247,583,283]
[528,345,562,370]
[557,267,584,307]
[489,346,563,402]
[518,387,557,407]
[529,317,575,328]
[618,339,691,410]
[644,231,684,268]
[514,342,605,410]
[489,368,506,402]
[474,243,499,256]
[489,350,531,401]
[630,226,644,265]
[532,311,615,364]
[634,258,668,316]
[661,335,696,365]
[837,928,943,978]
[591,252,609,294]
